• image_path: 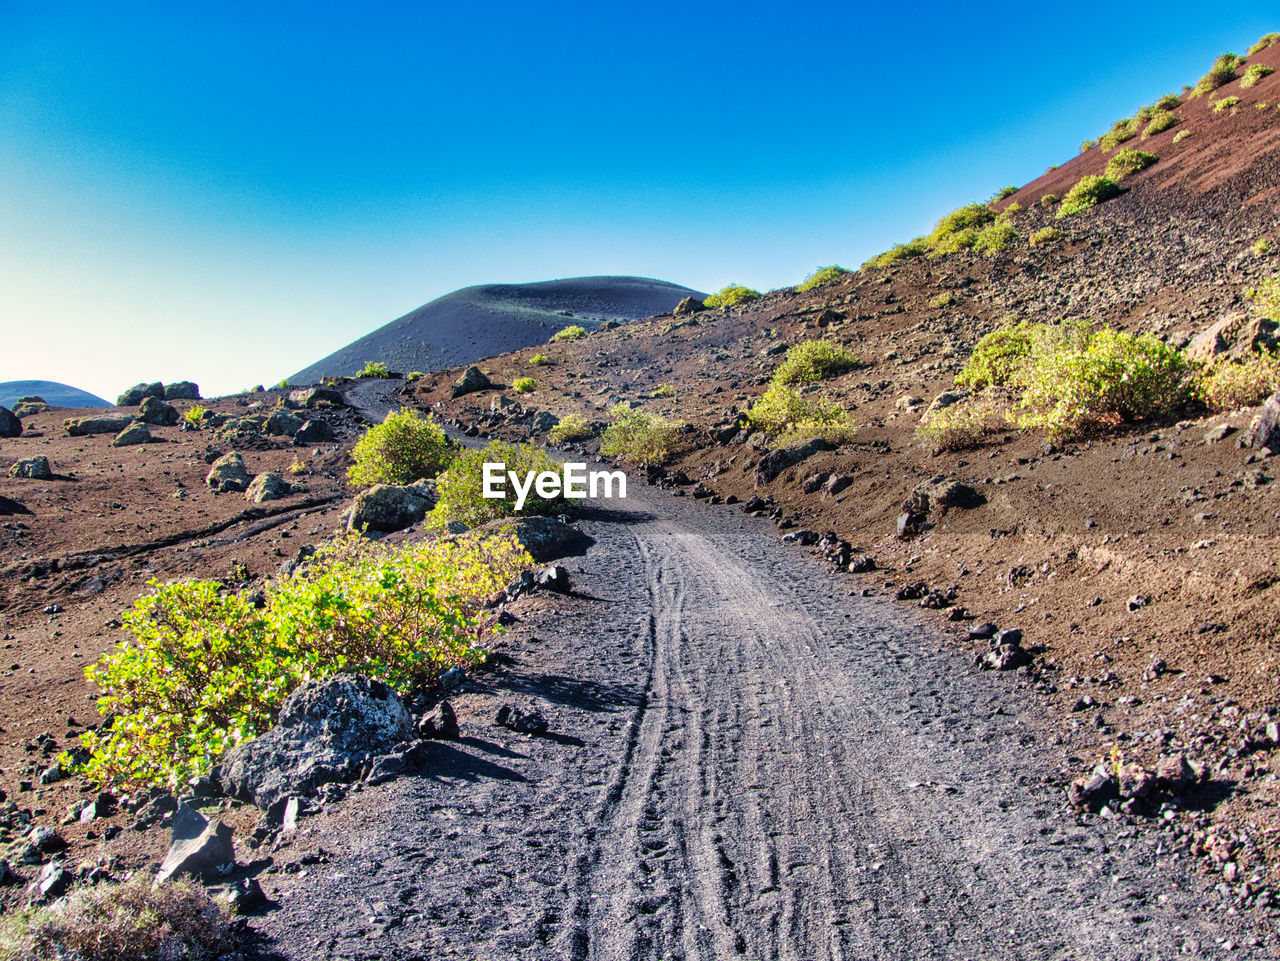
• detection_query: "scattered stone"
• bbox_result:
[245,472,292,504]
[1251,391,1280,451]
[1068,766,1118,812]
[63,414,132,436]
[34,862,70,900]
[1156,754,1195,792]
[111,423,152,447]
[345,481,437,533]
[672,296,704,316]
[219,674,414,810]
[136,395,179,426]
[823,474,852,497]
[848,554,876,574]
[0,406,21,438]
[28,826,65,853]
[926,390,969,415]
[164,381,201,400]
[896,512,924,539]
[451,366,493,399]
[495,704,548,734]
[1117,763,1156,800]
[288,386,344,409]
[1144,659,1168,681]
[755,438,833,485]
[155,804,235,884]
[293,419,334,444]
[536,565,572,594]
[968,622,998,640]
[418,700,459,740]
[206,451,251,493]
[225,877,269,914]
[265,407,304,437]
[9,456,51,480]
[1127,594,1150,612]
[116,382,165,406]
[1204,423,1235,445]
[979,628,1030,671]
[365,751,409,785]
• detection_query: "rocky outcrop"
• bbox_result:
[136,395,179,426]
[206,451,251,493]
[155,804,235,884]
[673,296,704,316]
[116,382,166,406]
[755,438,833,485]
[64,414,132,436]
[0,406,23,437]
[8,456,50,479]
[1186,312,1278,362]
[288,387,343,409]
[218,674,414,810]
[451,365,492,399]
[111,423,152,447]
[265,408,304,437]
[164,381,201,400]
[478,515,590,562]
[293,419,334,444]
[245,472,292,503]
[345,481,437,533]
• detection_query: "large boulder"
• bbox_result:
[164,381,201,401]
[264,407,304,437]
[116,382,165,406]
[1252,391,1280,452]
[293,419,334,445]
[451,365,492,399]
[136,395,179,426]
[154,804,235,884]
[1186,312,1278,363]
[112,423,152,447]
[755,438,834,485]
[245,472,292,503]
[477,515,591,562]
[218,674,414,810]
[345,481,437,533]
[11,398,47,418]
[9,456,51,480]
[0,407,22,438]
[288,386,343,409]
[64,414,132,436]
[206,451,251,493]
[673,296,704,316]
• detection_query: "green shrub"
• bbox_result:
[1241,63,1275,88]
[551,325,587,342]
[1141,110,1180,139]
[348,408,453,487]
[0,876,234,961]
[926,203,996,248]
[547,413,593,444]
[1057,175,1123,218]
[529,353,550,366]
[600,403,682,464]
[929,291,957,309]
[1191,53,1241,98]
[1249,33,1280,56]
[865,239,927,268]
[956,321,1041,389]
[746,383,854,441]
[703,284,761,308]
[1250,274,1280,319]
[276,380,290,390]
[992,185,1018,201]
[973,222,1020,256]
[796,265,851,292]
[1014,328,1194,439]
[406,371,425,382]
[357,361,391,378]
[78,532,531,788]
[1040,193,1060,207]
[1029,226,1063,248]
[1196,351,1280,411]
[1173,130,1192,144]
[651,382,676,397]
[1211,96,1241,114]
[772,339,859,385]
[1254,237,1275,256]
[1105,148,1157,180]
[1155,93,1182,111]
[1081,139,1097,153]
[181,404,207,429]
[431,441,566,525]
[1098,117,1141,152]
[512,376,538,394]
[915,396,1010,453]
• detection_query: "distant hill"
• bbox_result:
[0,380,112,410]
[290,275,704,384]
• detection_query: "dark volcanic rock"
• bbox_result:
[245,472,292,503]
[294,419,334,444]
[111,423,152,447]
[64,414,132,436]
[1252,391,1280,451]
[477,515,591,562]
[116,382,166,406]
[136,395,179,426]
[755,438,833,485]
[495,704,548,734]
[206,451,251,493]
[345,481,437,533]
[155,804,235,884]
[0,406,21,438]
[289,386,344,409]
[451,365,493,399]
[9,456,51,479]
[219,674,414,810]
[164,380,201,400]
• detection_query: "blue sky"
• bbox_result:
[1,1,1275,400]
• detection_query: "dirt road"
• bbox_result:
[250,405,1260,959]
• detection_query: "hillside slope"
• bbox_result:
[0,380,111,409]
[290,275,704,384]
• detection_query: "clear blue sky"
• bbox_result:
[1,1,1274,400]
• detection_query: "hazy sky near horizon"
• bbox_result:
[2,2,1275,400]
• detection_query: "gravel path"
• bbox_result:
[248,433,1261,958]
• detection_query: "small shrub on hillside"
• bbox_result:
[1196,351,1280,411]
[1173,130,1192,144]
[772,340,859,385]
[0,876,234,961]
[348,408,453,487]
[547,413,593,445]
[1254,237,1275,256]
[1141,110,1180,139]
[1241,64,1275,89]
[357,361,391,378]
[1029,226,1063,248]
[796,265,851,292]
[529,353,550,366]
[650,382,676,397]
[406,371,425,382]
[1098,117,1140,152]
[1212,96,1241,114]
[600,404,682,464]
[703,284,761,308]
[1250,274,1280,319]
[956,321,1042,389]
[929,291,956,309]
[432,441,566,525]
[79,532,530,787]
[551,325,587,342]
[512,377,537,394]
[973,222,1020,256]
[1003,201,1023,216]
[1191,53,1242,98]
[1105,148,1157,180]
[1040,193,1060,207]
[915,395,1011,454]
[992,186,1018,201]
[1057,175,1123,219]
[287,453,307,475]
[1155,93,1182,111]
[1080,139,1097,153]
[181,404,208,429]
[747,383,854,441]
[865,239,927,268]
[1015,328,1194,439]
[1249,33,1280,56]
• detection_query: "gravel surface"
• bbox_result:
[250,452,1262,959]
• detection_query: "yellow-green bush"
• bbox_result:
[746,383,854,441]
[957,321,1044,389]
[1191,53,1242,98]
[1105,148,1157,180]
[929,291,956,309]
[1254,238,1275,257]
[1173,130,1192,144]
[1196,352,1280,411]
[1211,96,1241,114]
[551,325,587,342]
[513,377,537,394]
[357,361,391,378]
[547,413,593,445]
[1014,328,1194,439]
[1141,110,1180,139]
[1040,193,1060,207]
[348,408,453,487]
[1241,63,1275,89]
[650,383,676,397]
[432,441,566,526]
[915,396,1011,453]
[1249,33,1280,56]
[1250,274,1280,319]
[529,353,550,365]
[772,340,859,386]
[796,265,851,292]
[1057,175,1123,218]
[0,876,233,961]
[704,284,761,308]
[181,404,207,429]
[865,239,928,268]
[1098,117,1141,152]
[600,403,682,464]
[77,532,531,788]
[973,222,1019,256]
[1029,227,1063,248]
